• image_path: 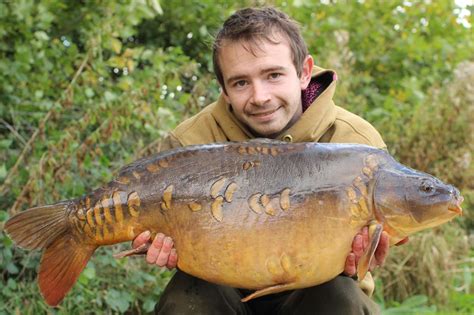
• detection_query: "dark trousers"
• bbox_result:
[155,271,380,315]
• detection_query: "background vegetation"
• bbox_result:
[0,0,472,313]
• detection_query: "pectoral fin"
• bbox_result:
[113,243,150,258]
[357,222,383,281]
[241,283,295,302]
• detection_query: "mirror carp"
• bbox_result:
[4,141,463,306]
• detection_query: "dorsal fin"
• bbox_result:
[246,138,287,145]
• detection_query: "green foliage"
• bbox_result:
[1,0,473,313]
[381,295,436,314]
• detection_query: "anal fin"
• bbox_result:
[357,222,383,281]
[39,235,97,306]
[241,283,295,302]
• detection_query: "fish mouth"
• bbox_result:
[448,195,464,215]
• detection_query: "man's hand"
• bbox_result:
[344,227,391,277]
[132,231,178,269]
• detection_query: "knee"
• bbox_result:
[284,276,380,315]
[155,271,248,315]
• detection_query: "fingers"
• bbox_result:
[346,229,365,276]
[146,233,176,269]
[362,226,369,250]
[351,230,365,262]
[146,233,165,264]
[350,227,389,275]
[132,230,151,249]
[166,248,178,269]
[155,236,174,267]
[373,231,390,268]
[344,253,357,276]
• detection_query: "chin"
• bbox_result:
[248,120,286,138]
[255,128,281,138]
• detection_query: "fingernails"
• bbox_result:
[164,237,173,247]
[143,231,151,238]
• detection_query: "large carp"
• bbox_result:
[4,141,463,306]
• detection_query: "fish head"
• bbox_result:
[373,167,463,238]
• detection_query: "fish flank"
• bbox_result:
[102,198,114,224]
[210,178,227,198]
[93,204,103,226]
[280,188,291,211]
[224,183,238,202]
[113,192,124,223]
[163,185,174,210]
[127,191,141,217]
[86,209,95,228]
[211,196,224,222]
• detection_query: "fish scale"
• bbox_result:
[4,140,463,306]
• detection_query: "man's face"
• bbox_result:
[219,36,313,138]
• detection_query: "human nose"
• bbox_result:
[250,81,271,106]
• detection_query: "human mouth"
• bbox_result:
[249,108,280,121]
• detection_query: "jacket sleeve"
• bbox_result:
[156,133,183,152]
[326,106,387,150]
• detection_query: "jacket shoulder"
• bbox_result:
[170,102,226,146]
[328,106,386,149]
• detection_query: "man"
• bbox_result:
[133,7,394,314]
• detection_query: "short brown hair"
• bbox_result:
[213,7,308,90]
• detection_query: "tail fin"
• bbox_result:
[4,203,70,250]
[39,234,96,306]
[5,202,97,306]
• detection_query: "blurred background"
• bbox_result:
[0,0,472,313]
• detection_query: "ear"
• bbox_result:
[299,55,314,90]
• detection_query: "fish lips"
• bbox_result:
[448,195,464,215]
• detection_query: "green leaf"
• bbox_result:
[105,289,131,313]
[6,263,19,274]
[2,236,13,247]
[399,295,428,308]
[34,90,44,99]
[83,266,96,279]
[0,210,8,222]
[104,91,117,102]
[85,88,95,98]
[0,164,6,180]
[110,38,122,54]
[0,140,12,149]
[143,299,156,312]
[7,279,17,290]
[34,31,49,41]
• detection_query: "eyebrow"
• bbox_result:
[225,66,288,85]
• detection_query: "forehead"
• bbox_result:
[217,36,294,79]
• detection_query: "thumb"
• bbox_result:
[132,230,151,248]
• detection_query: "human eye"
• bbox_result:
[233,80,247,88]
[269,72,282,80]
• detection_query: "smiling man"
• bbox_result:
[219,37,310,138]
[133,7,392,314]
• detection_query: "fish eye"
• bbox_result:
[420,180,434,194]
